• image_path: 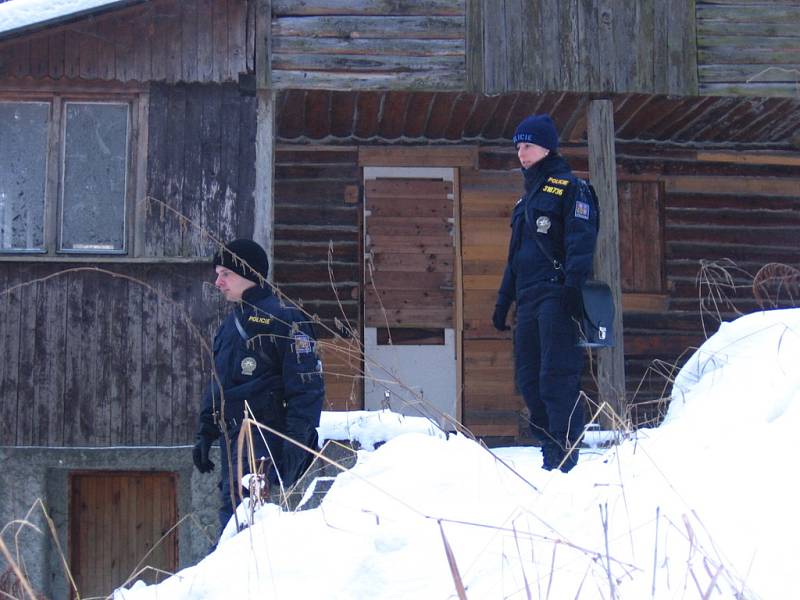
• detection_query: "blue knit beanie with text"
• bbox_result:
[512,114,559,151]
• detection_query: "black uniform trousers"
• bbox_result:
[514,284,585,449]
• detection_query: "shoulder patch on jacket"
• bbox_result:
[293,332,314,354]
[575,200,591,220]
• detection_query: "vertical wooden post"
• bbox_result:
[465,0,483,92]
[254,0,274,279]
[254,90,274,279]
[587,99,626,426]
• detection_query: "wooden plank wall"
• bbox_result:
[270,0,466,90]
[460,168,519,437]
[145,82,257,257]
[0,263,223,447]
[697,0,800,97]
[0,0,252,83]
[272,146,363,410]
[471,0,698,95]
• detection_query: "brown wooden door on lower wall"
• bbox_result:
[69,471,178,598]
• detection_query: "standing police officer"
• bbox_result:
[192,239,325,535]
[492,114,598,473]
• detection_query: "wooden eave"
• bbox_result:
[276,90,800,150]
[0,0,148,42]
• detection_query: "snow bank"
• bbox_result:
[114,308,800,600]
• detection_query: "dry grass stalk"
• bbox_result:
[438,521,468,600]
[752,262,800,309]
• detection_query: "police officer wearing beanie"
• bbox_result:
[192,239,325,536]
[493,114,598,473]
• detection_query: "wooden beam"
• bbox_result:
[587,99,626,426]
[621,293,668,313]
[465,0,483,92]
[665,175,800,196]
[133,92,149,257]
[254,89,275,282]
[695,151,800,167]
[256,0,271,89]
[358,146,478,168]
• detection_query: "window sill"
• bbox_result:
[0,255,211,264]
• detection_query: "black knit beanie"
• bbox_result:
[212,239,269,284]
[512,114,559,152]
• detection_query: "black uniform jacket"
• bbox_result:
[497,153,598,307]
[197,284,325,485]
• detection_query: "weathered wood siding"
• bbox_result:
[697,0,800,97]
[145,82,257,257]
[272,145,363,410]
[471,0,698,95]
[0,263,223,447]
[0,0,252,83]
[271,0,466,90]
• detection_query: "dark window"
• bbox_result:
[0,97,135,255]
[0,101,48,251]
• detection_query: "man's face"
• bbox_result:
[214,266,255,302]
[517,142,549,169]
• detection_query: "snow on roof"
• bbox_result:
[0,0,143,40]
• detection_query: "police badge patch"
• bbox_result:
[293,332,313,354]
[241,357,257,376]
[536,216,551,234]
[575,200,591,220]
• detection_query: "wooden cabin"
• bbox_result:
[0,0,798,597]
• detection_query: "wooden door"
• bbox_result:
[69,471,178,598]
[363,169,458,427]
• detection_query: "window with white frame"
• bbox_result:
[0,97,134,255]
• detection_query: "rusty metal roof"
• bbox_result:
[276,90,800,149]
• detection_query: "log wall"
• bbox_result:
[697,0,800,97]
[270,0,466,90]
[272,146,363,410]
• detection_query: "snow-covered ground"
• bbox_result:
[116,308,800,599]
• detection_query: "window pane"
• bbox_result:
[61,102,129,253]
[0,102,49,251]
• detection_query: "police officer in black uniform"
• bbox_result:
[192,239,325,535]
[492,114,598,473]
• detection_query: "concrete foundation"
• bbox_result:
[0,445,219,599]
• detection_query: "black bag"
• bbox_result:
[577,279,615,348]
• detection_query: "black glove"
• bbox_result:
[492,303,510,331]
[561,285,583,322]
[192,436,215,473]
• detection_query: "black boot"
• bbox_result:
[541,441,563,471]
